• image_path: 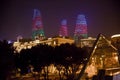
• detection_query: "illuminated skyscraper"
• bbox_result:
[74,14,88,45]
[59,19,68,37]
[32,9,45,40]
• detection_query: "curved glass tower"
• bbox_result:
[74,14,88,45]
[32,9,45,40]
[59,19,68,37]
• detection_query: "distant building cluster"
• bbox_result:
[13,37,74,53]
[13,9,97,52]
[32,9,88,41]
[31,9,89,46]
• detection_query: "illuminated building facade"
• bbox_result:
[74,14,88,46]
[111,34,120,50]
[32,9,45,40]
[13,37,74,53]
[83,34,119,78]
[59,19,68,37]
[80,37,96,47]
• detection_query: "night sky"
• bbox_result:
[0,0,120,40]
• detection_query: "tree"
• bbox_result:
[0,40,15,80]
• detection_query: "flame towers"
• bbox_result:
[31,10,88,43]
[74,14,88,45]
[59,19,68,37]
[32,9,45,40]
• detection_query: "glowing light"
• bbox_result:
[85,64,97,78]
[111,34,120,38]
[53,41,56,45]
[35,40,40,43]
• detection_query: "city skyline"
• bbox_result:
[0,0,120,40]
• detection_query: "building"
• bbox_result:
[74,14,88,46]
[81,34,119,78]
[13,37,74,53]
[80,37,96,47]
[111,34,120,50]
[32,9,45,40]
[46,37,74,46]
[59,19,68,37]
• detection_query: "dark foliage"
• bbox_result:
[0,41,89,79]
[14,43,89,80]
[0,40,15,80]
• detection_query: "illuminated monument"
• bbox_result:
[78,34,120,79]
[59,19,68,37]
[32,9,45,40]
[74,14,88,45]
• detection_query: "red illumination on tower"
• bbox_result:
[74,14,88,45]
[32,9,45,40]
[59,19,68,37]
[74,14,87,38]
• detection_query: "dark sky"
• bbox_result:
[0,0,120,40]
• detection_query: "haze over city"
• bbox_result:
[0,0,120,40]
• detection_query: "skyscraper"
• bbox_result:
[32,9,45,40]
[74,14,88,45]
[59,19,68,37]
